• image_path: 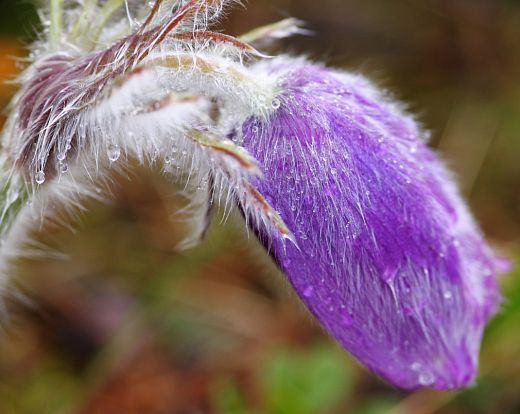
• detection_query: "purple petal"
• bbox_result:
[241,59,502,390]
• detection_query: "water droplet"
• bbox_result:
[6,188,19,204]
[418,371,435,386]
[383,268,398,283]
[60,163,69,174]
[271,98,281,110]
[57,151,66,161]
[443,291,453,300]
[165,156,172,165]
[303,286,314,298]
[411,362,421,371]
[35,171,46,184]
[107,144,121,162]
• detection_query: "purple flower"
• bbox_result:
[0,0,505,391]
[241,59,502,390]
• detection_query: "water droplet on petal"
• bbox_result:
[271,98,281,109]
[57,151,66,162]
[418,371,435,386]
[35,171,45,184]
[107,144,121,162]
[443,291,453,300]
[303,286,314,298]
[383,268,398,283]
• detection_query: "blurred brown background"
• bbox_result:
[0,0,519,413]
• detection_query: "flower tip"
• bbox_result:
[385,349,479,390]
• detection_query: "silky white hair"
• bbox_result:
[0,0,304,292]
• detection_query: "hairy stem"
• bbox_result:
[0,176,29,246]
[68,0,99,46]
[49,0,64,50]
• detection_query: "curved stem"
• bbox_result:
[68,0,99,46]
[49,0,64,50]
[0,174,30,264]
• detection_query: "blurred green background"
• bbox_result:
[0,0,519,413]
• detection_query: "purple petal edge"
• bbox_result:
[240,59,503,390]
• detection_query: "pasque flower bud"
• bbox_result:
[241,58,502,390]
[0,0,504,390]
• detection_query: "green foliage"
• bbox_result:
[352,398,398,414]
[0,357,82,414]
[260,343,353,414]
[213,379,252,414]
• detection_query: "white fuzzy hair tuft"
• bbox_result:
[0,0,304,294]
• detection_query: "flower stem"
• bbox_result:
[68,0,98,46]
[49,0,64,50]
[0,175,28,247]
